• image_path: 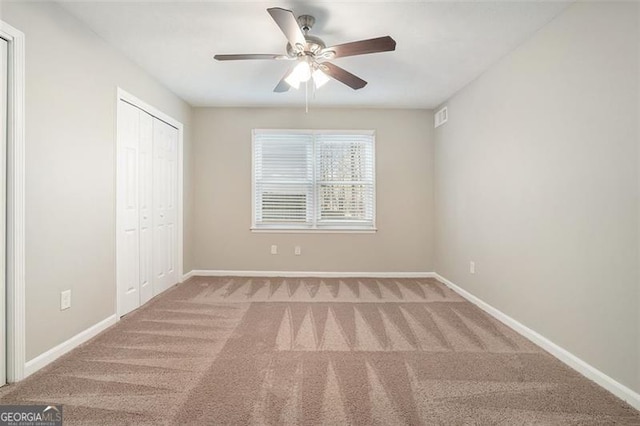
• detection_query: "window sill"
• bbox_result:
[250,228,377,234]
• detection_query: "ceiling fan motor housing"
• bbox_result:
[286,15,326,57]
[297,15,315,32]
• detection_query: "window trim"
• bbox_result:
[251,129,377,233]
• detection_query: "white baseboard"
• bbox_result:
[183,270,435,281]
[24,314,117,378]
[182,270,196,281]
[434,273,640,411]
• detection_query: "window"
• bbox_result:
[252,129,376,231]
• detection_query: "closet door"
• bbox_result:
[0,37,8,386]
[116,101,141,316]
[152,119,178,294]
[138,111,154,305]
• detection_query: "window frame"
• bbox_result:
[251,129,377,233]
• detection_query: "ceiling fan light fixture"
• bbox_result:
[284,75,301,90]
[312,68,330,89]
[285,60,312,89]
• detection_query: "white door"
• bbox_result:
[152,119,178,294]
[138,111,153,305]
[116,101,141,316]
[0,37,8,386]
[117,96,180,317]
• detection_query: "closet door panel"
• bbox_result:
[152,118,178,294]
[117,101,141,316]
[165,124,178,285]
[139,111,154,305]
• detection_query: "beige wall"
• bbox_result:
[637,1,640,393]
[0,1,193,360]
[434,2,640,392]
[192,107,434,273]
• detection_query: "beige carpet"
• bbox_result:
[0,277,638,425]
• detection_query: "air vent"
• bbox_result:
[435,106,448,128]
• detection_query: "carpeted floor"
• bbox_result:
[0,276,638,424]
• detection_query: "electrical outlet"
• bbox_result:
[294,246,301,256]
[270,245,278,255]
[60,290,71,310]
[469,261,476,274]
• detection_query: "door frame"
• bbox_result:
[0,20,26,382]
[115,88,184,318]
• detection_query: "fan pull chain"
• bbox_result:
[305,80,309,113]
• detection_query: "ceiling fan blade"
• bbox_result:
[267,7,307,51]
[214,54,290,61]
[320,62,367,90]
[321,36,396,59]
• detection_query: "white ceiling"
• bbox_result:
[59,1,570,108]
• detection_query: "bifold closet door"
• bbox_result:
[118,99,178,317]
[116,101,142,316]
[152,119,178,295]
[117,102,153,315]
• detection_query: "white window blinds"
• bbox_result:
[253,130,375,231]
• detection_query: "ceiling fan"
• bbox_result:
[214,7,396,92]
